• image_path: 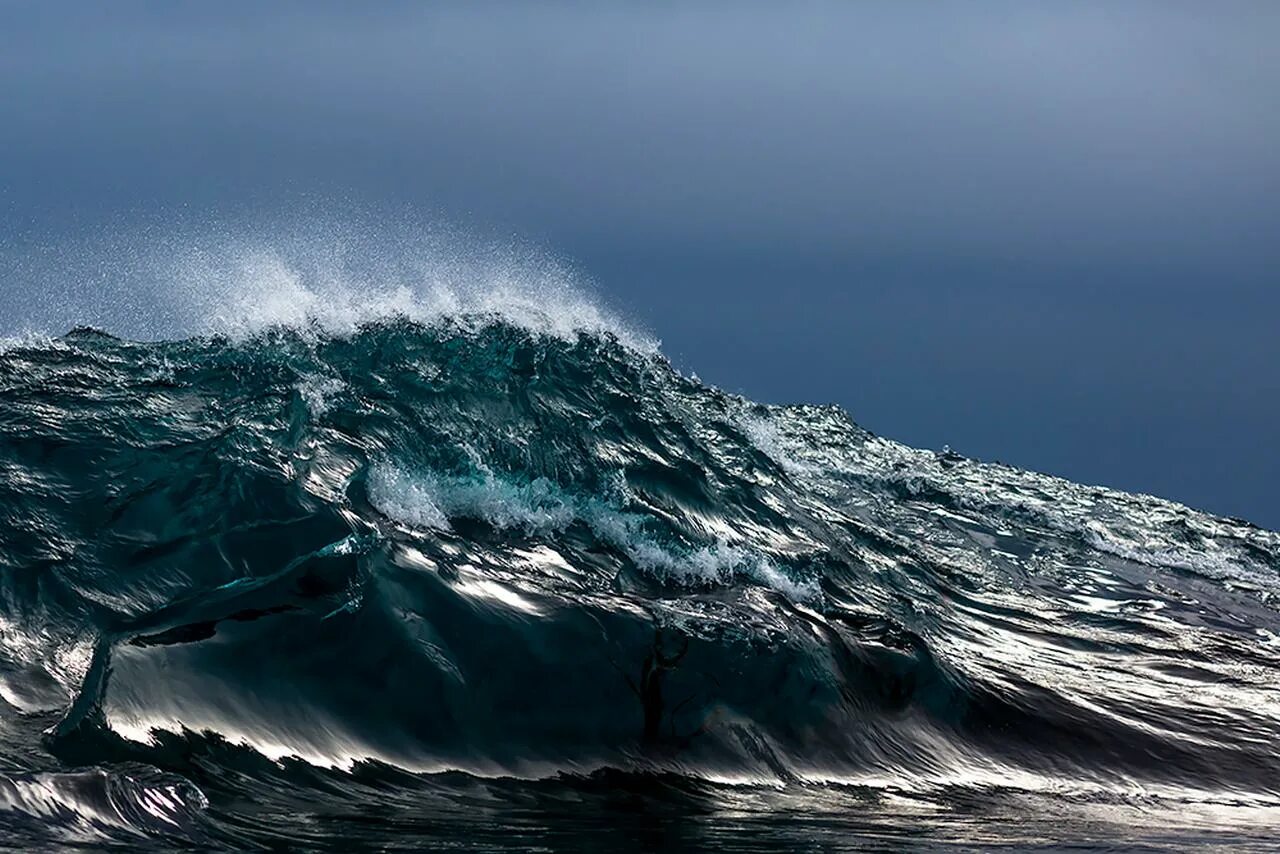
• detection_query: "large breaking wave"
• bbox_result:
[1,242,1278,849]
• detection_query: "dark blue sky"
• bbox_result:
[2,2,1278,527]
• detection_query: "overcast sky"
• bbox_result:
[2,2,1278,526]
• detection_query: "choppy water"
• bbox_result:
[1,282,1278,850]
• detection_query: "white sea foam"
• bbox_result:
[0,331,64,356]
[295,375,347,416]
[366,465,820,602]
[741,412,813,476]
[365,466,452,532]
[368,469,577,534]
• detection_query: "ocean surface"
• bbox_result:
[1,269,1278,851]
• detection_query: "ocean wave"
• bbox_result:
[0,310,1277,848]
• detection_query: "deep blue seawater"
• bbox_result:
[1,303,1277,850]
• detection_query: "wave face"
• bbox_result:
[1,318,1279,850]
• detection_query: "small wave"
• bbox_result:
[0,768,206,847]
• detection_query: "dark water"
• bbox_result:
[1,321,1277,851]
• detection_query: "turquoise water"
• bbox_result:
[0,314,1277,850]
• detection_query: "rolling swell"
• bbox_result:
[1,317,1279,849]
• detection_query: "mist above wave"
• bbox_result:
[0,213,656,352]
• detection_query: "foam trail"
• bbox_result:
[366,465,822,602]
